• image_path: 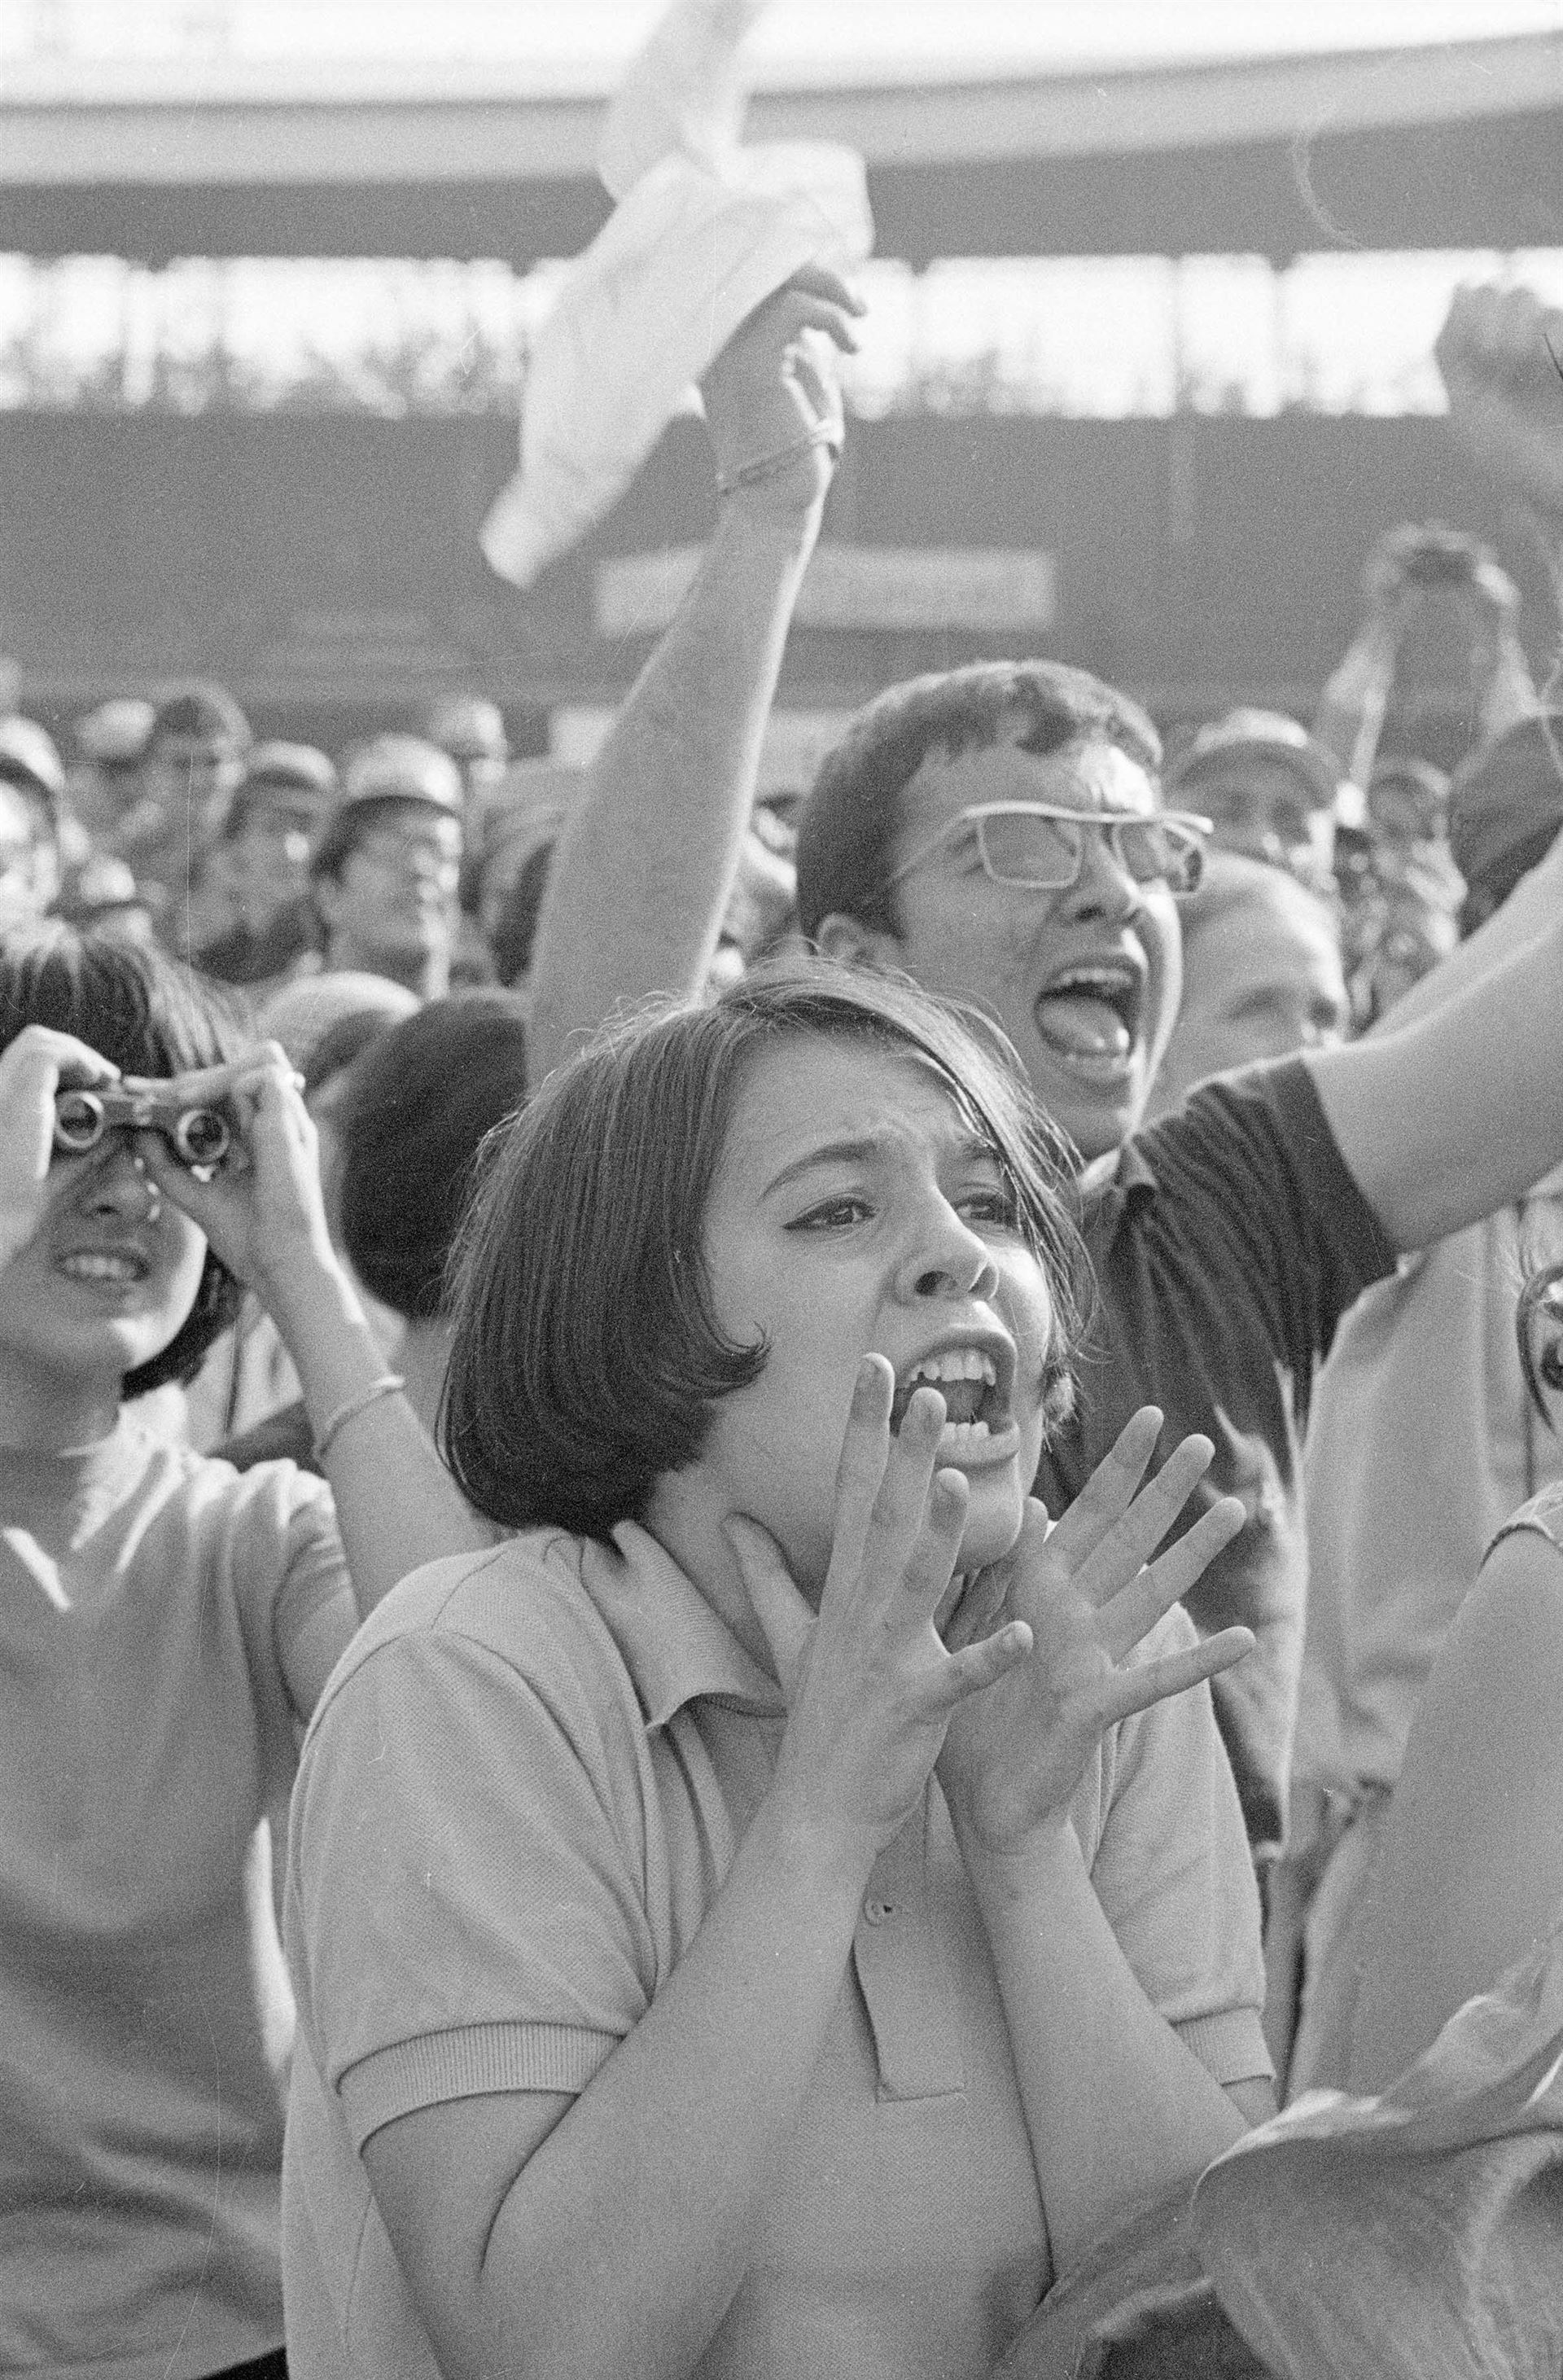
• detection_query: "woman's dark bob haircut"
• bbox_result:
[337,989,529,1322]
[441,958,1092,1540]
[0,923,249,1395]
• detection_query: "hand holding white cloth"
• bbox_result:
[479,0,871,588]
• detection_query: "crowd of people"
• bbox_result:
[4,247,1563,2380]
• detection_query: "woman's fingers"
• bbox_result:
[898,1464,968,1623]
[1067,1427,1215,1613]
[4,1023,120,1091]
[938,1555,1010,1653]
[853,1385,955,1605]
[925,1618,1034,1712]
[822,1353,896,1589]
[1098,1624,1255,1729]
[1094,1494,1248,1663]
[1040,1405,1162,1576]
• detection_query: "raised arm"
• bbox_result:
[523,268,861,1083]
[1303,284,1563,1248]
[1304,904,1563,1250]
[146,1044,492,1632]
[1435,280,1563,611]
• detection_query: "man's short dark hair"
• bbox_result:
[309,795,458,888]
[440,958,1089,1541]
[221,743,337,844]
[337,991,529,1321]
[149,681,251,756]
[0,923,248,1393]
[795,660,1162,943]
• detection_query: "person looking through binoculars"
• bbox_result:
[0,922,488,2380]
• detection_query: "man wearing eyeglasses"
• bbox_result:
[523,276,1563,1874]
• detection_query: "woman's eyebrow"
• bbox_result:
[762,1134,892,1197]
[762,1124,997,1199]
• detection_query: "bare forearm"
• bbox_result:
[1309,909,1563,1247]
[264,1256,490,1610]
[526,496,820,1082]
[474,1796,865,2380]
[962,1822,1246,2279]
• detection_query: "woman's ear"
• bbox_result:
[813,911,900,968]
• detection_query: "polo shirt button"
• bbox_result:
[863,1896,894,1925]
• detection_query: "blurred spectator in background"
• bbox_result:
[195,739,337,988]
[183,967,422,1457]
[463,756,577,948]
[225,989,533,1475]
[1315,521,1536,804]
[69,695,155,852]
[1366,752,1451,851]
[1145,848,1350,1121]
[308,734,463,999]
[54,853,158,948]
[1345,839,1463,1028]
[113,680,251,949]
[0,716,66,926]
[425,690,510,813]
[1449,708,1563,935]
[1165,707,1342,889]
[493,802,796,997]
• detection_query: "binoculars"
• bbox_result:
[52,1082,233,1170]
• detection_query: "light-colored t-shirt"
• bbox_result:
[1297,1181,1563,1807]
[0,1418,355,2380]
[283,1521,1268,2380]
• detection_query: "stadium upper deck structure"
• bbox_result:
[1,20,1561,752]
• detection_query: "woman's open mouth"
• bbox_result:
[56,1248,150,1289]
[890,1343,1021,1463]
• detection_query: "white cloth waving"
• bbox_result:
[480,0,871,588]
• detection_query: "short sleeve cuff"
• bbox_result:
[1174,2007,1274,2087]
[340,2019,620,2150]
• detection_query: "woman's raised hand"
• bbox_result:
[0,1025,120,1272]
[936,1407,1252,1863]
[725,1354,1034,1881]
[138,1041,336,1301]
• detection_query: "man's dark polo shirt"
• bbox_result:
[1036,1059,1398,1859]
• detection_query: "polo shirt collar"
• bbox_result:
[1078,1137,1158,1232]
[582,1519,787,1730]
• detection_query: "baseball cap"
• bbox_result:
[340,734,464,817]
[76,697,155,767]
[221,743,339,841]
[0,716,66,813]
[425,694,509,765]
[149,682,251,756]
[1167,708,1342,812]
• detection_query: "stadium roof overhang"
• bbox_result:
[0,29,1558,264]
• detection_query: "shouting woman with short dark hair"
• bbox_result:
[282,962,1273,2380]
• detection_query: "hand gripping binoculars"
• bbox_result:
[52,1081,234,1170]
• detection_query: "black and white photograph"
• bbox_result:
[2,2,1563,2373]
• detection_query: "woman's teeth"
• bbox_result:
[60,1252,144,1282]
[896,1348,1011,1448]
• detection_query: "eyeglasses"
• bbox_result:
[882,801,1212,899]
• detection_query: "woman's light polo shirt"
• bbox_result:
[282,1523,1267,2379]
